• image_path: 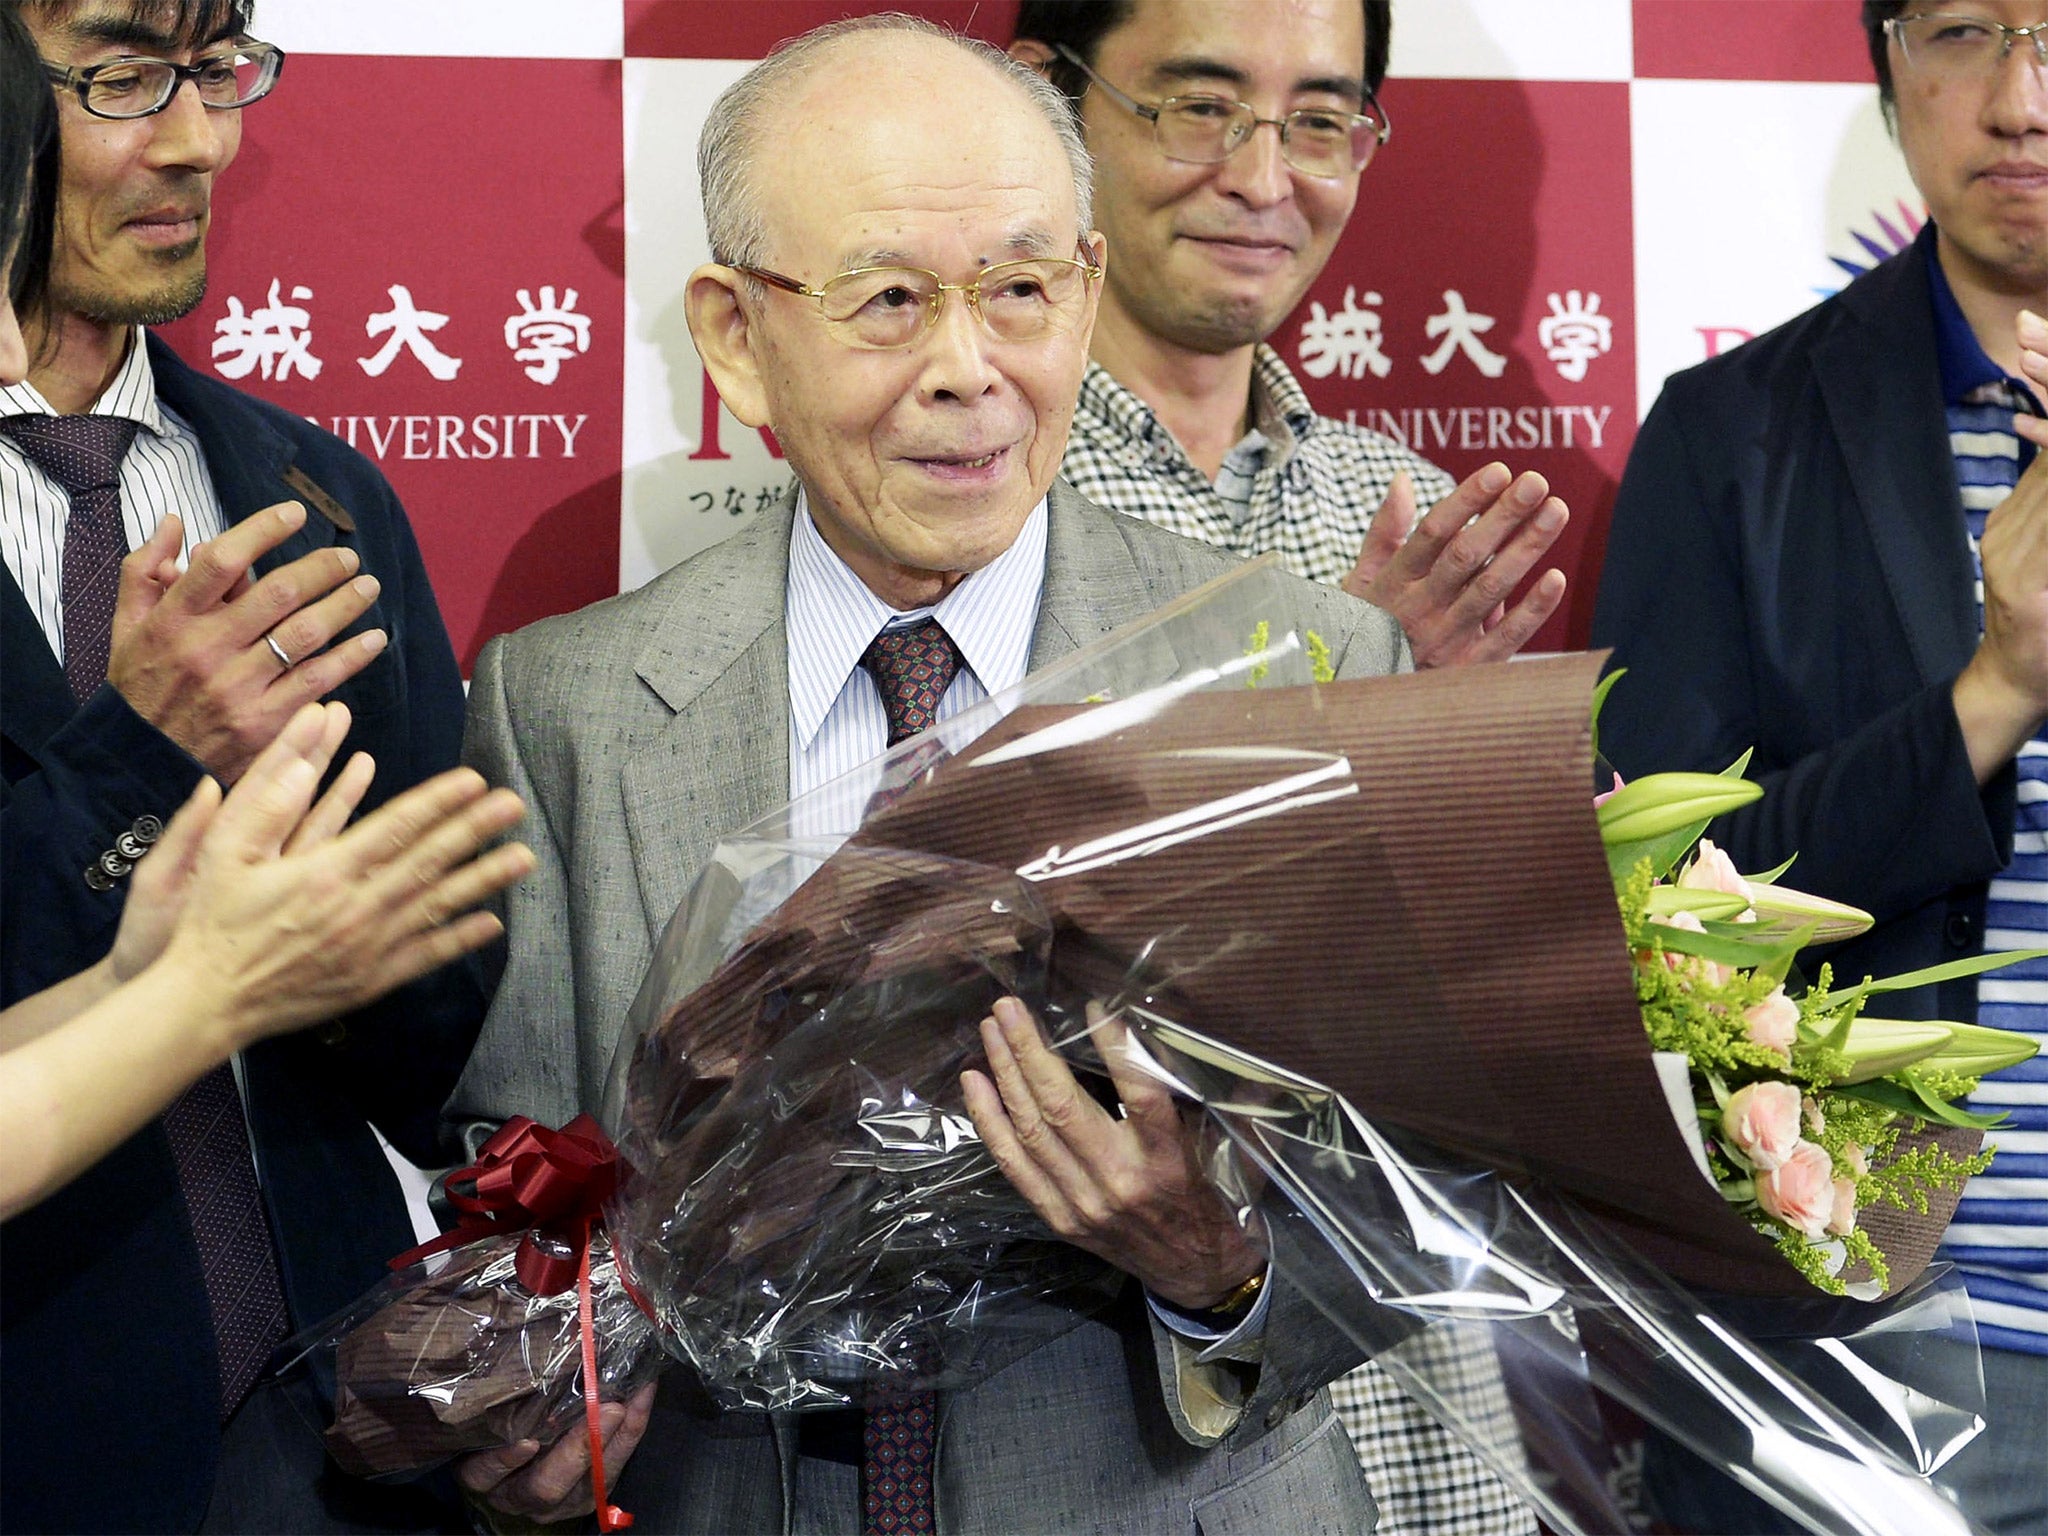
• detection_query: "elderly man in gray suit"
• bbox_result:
[446,16,1410,1534]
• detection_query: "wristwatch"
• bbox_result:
[1188,1266,1267,1330]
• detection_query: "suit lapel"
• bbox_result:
[619,503,795,936]
[146,335,340,575]
[1031,480,1156,666]
[1814,250,1980,689]
[0,568,73,765]
[616,485,1164,931]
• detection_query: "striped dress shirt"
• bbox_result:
[0,328,222,662]
[785,490,1045,802]
[1927,250,2048,1357]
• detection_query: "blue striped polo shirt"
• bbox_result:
[1926,228,2048,1356]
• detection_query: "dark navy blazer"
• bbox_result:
[1591,239,2014,1022]
[0,335,485,1533]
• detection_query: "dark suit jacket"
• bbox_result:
[0,336,481,1533]
[1590,240,2012,1021]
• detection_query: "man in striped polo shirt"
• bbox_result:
[1593,5,2048,1531]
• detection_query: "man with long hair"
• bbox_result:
[0,4,483,1529]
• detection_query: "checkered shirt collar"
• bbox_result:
[1074,344,1317,471]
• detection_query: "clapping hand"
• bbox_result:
[1345,464,1569,668]
[135,700,533,1048]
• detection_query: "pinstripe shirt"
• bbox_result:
[0,328,224,663]
[786,489,1046,801]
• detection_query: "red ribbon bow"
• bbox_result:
[388,1112,634,1529]
[390,1112,618,1294]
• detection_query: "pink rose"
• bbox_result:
[1651,909,1732,988]
[1679,839,1756,911]
[1756,1140,1835,1240]
[1826,1178,1857,1237]
[1721,1080,1803,1171]
[1743,989,1800,1058]
[1842,1143,1869,1178]
[1593,771,1626,807]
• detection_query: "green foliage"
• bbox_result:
[1913,1065,1982,1103]
[1306,629,1336,684]
[1859,1138,1993,1217]
[1245,621,1270,689]
[1590,666,1624,762]
[1772,1224,1847,1295]
[1838,1228,1891,1294]
[1622,866,1810,1080]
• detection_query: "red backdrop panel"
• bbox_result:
[156,56,627,673]
[1634,0,1872,83]
[1284,78,1634,650]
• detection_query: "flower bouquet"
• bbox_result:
[592,571,2023,1535]
[1598,726,2039,1297]
[316,559,2026,1536]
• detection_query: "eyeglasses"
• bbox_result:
[1885,13,2048,77]
[42,39,284,121]
[1054,43,1388,177]
[727,246,1103,351]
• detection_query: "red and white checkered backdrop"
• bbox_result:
[155,0,1918,668]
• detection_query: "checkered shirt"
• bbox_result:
[1060,345,1459,586]
[1327,1329,1538,1536]
[1064,346,1536,1536]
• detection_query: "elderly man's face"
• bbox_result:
[1075,0,1366,356]
[25,1,243,328]
[1892,1,2048,288]
[693,40,1101,609]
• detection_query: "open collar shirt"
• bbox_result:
[1922,225,2048,1355]
[1059,344,1457,587]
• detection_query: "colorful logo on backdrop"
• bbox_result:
[1821,201,1924,296]
[1696,203,1927,361]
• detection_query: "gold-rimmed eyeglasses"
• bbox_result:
[727,245,1103,350]
[1885,13,2048,77]
[42,39,284,121]
[1054,43,1388,177]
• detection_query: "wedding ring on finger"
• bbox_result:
[264,633,293,672]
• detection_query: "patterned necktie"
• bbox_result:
[0,414,142,701]
[859,618,962,749]
[854,618,956,1533]
[163,1063,290,1421]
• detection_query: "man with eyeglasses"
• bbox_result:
[1007,6,1545,1534]
[0,2,482,1531]
[1009,0,1568,678]
[1592,5,2048,1532]
[444,16,1405,1531]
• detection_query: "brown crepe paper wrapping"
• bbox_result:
[629,651,1973,1302]
[324,1234,659,1478]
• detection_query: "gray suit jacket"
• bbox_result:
[451,481,1406,1534]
